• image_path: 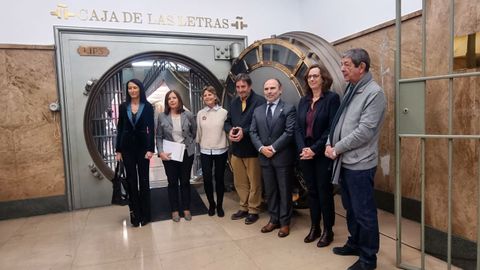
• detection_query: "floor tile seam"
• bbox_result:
[154,238,233,257]
[231,237,264,270]
[70,209,96,267]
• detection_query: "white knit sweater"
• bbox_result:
[196,106,228,152]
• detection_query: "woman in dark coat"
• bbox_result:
[295,65,340,247]
[115,79,155,227]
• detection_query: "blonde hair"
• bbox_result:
[202,85,220,105]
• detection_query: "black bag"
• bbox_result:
[111,161,129,206]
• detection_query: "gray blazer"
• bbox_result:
[156,111,197,157]
[250,99,296,167]
[329,76,386,183]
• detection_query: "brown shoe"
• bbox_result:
[317,230,334,247]
[278,225,290,238]
[261,222,280,233]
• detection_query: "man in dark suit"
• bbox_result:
[250,78,296,237]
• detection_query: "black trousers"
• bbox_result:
[299,155,335,231]
[200,152,228,208]
[163,152,194,212]
[123,151,151,224]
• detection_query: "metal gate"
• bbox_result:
[395,1,480,269]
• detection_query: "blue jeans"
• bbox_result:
[340,167,379,266]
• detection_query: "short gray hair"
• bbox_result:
[342,48,370,72]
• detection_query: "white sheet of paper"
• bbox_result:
[162,140,185,162]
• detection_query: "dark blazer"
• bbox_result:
[295,90,340,155]
[250,99,296,167]
[156,111,197,157]
[115,102,155,154]
[224,90,266,157]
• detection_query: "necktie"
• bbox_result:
[266,103,274,130]
[241,99,246,112]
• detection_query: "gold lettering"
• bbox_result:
[110,11,119,22]
[167,15,175,25]
[100,10,108,22]
[90,10,100,21]
[205,18,213,28]
[147,13,155,24]
[77,46,110,57]
[187,16,195,27]
[222,18,229,28]
[178,16,186,26]
[123,12,133,23]
[133,12,142,24]
[78,9,88,21]
[196,17,205,27]
[157,15,166,24]
[214,18,221,28]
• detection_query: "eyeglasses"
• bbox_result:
[307,74,320,79]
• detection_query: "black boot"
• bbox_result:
[304,225,321,243]
[317,229,334,247]
[208,202,216,216]
[217,205,224,217]
[130,211,140,227]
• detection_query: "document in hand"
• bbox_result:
[162,140,185,162]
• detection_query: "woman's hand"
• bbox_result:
[299,147,315,160]
[145,151,153,159]
[159,152,171,161]
[115,152,122,161]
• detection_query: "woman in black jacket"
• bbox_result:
[115,79,155,227]
[295,65,340,247]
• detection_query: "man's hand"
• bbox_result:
[228,127,244,142]
[325,145,337,160]
[261,145,275,158]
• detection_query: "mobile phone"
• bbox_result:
[232,128,239,135]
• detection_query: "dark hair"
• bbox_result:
[125,79,147,103]
[202,85,220,105]
[304,64,333,96]
[265,78,282,88]
[342,48,370,72]
[164,90,185,115]
[235,73,252,86]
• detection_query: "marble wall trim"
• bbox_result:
[374,189,420,222]
[425,226,476,270]
[0,195,68,220]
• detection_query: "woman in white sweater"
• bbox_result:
[196,86,229,217]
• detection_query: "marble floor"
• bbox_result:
[0,191,459,270]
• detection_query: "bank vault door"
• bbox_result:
[55,27,245,209]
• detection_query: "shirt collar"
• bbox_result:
[206,104,221,111]
[268,98,280,105]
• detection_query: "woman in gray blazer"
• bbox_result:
[156,90,197,222]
